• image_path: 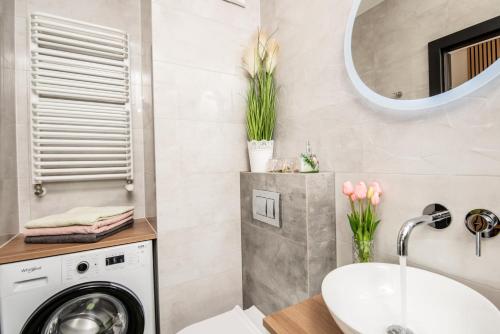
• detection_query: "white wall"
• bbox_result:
[151,0,260,332]
[14,0,150,228]
[261,0,500,307]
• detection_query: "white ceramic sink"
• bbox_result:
[322,263,500,334]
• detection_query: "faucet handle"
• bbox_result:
[465,209,499,257]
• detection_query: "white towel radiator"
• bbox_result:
[30,13,133,196]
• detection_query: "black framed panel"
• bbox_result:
[428,15,500,96]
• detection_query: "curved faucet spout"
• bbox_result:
[397,204,452,257]
[397,216,432,256]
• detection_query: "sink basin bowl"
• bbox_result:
[322,263,500,334]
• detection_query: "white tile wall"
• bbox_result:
[151,0,259,332]
[262,0,500,308]
[335,173,500,307]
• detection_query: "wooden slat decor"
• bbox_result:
[467,37,500,79]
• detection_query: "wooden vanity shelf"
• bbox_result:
[0,218,156,265]
[263,295,342,334]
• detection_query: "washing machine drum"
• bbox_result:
[44,293,127,333]
[21,282,145,334]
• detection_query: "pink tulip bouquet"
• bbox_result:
[342,181,382,262]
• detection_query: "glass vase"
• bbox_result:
[352,236,374,263]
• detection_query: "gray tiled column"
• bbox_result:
[0,0,19,245]
[240,172,336,314]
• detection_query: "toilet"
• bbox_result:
[177,306,269,334]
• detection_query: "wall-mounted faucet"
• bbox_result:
[397,204,452,257]
[464,209,499,257]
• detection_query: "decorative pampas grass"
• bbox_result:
[242,29,279,141]
[265,38,279,73]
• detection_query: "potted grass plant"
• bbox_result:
[242,30,279,172]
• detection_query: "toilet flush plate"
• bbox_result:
[252,190,280,228]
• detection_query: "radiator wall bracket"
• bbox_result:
[34,184,47,197]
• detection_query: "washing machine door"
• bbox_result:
[21,281,145,334]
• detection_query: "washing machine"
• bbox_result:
[0,240,156,334]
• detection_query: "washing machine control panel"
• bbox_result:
[105,255,125,266]
[62,242,149,284]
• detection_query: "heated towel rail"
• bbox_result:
[30,13,133,196]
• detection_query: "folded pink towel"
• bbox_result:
[24,211,134,236]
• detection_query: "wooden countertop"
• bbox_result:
[0,218,156,265]
[264,295,342,334]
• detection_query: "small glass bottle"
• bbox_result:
[300,141,319,173]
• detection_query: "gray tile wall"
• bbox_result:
[0,0,19,243]
[240,172,336,314]
[141,0,156,222]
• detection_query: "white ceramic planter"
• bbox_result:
[247,140,274,172]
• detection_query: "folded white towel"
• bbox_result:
[25,206,134,229]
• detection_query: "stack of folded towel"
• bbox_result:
[24,206,134,244]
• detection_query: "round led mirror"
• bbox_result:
[345,0,500,111]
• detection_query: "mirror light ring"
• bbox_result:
[345,0,500,112]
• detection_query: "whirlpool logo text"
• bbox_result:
[21,266,42,273]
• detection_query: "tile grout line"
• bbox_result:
[305,177,311,296]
